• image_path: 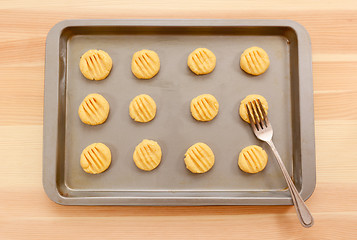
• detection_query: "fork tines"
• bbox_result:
[245,99,269,131]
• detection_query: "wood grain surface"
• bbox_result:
[1,0,357,239]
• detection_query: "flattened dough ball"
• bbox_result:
[78,93,110,125]
[133,139,162,171]
[129,94,157,123]
[131,49,160,79]
[80,143,112,174]
[240,46,270,75]
[184,142,215,173]
[239,94,268,124]
[238,145,268,173]
[79,49,112,80]
[187,48,216,75]
[191,94,219,121]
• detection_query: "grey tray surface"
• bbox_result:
[43,19,316,205]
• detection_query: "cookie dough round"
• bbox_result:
[238,145,268,173]
[131,49,160,79]
[80,143,111,174]
[239,94,268,124]
[129,94,156,123]
[133,139,162,171]
[191,94,219,122]
[184,142,215,173]
[240,46,270,75]
[187,48,216,75]
[79,49,112,80]
[78,93,110,125]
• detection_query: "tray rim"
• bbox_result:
[43,19,316,205]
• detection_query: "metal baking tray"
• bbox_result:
[43,19,315,205]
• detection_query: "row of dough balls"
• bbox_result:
[79,46,270,81]
[80,141,268,174]
[77,93,217,124]
[78,93,268,125]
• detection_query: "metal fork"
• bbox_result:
[246,99,314,228]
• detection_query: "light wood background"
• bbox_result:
[1,0,357,239]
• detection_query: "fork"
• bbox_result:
[246,99,314,228]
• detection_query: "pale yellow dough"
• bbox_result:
[240,46,270,75]
[80,143,112,174]
[133,139,162,171]
[239,94,268,124]
[191,94,219,121]
[78,93,110,125]
[129,94,156,123]
[131,49,160,79]
[79,49,112,80]
[187,48,216,75]
[238,145,268,173]
[184,142,215,173]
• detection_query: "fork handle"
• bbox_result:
[266,140,314,228]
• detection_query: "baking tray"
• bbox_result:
[43,19,315,205]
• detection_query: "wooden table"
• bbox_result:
[1,1,357,239]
